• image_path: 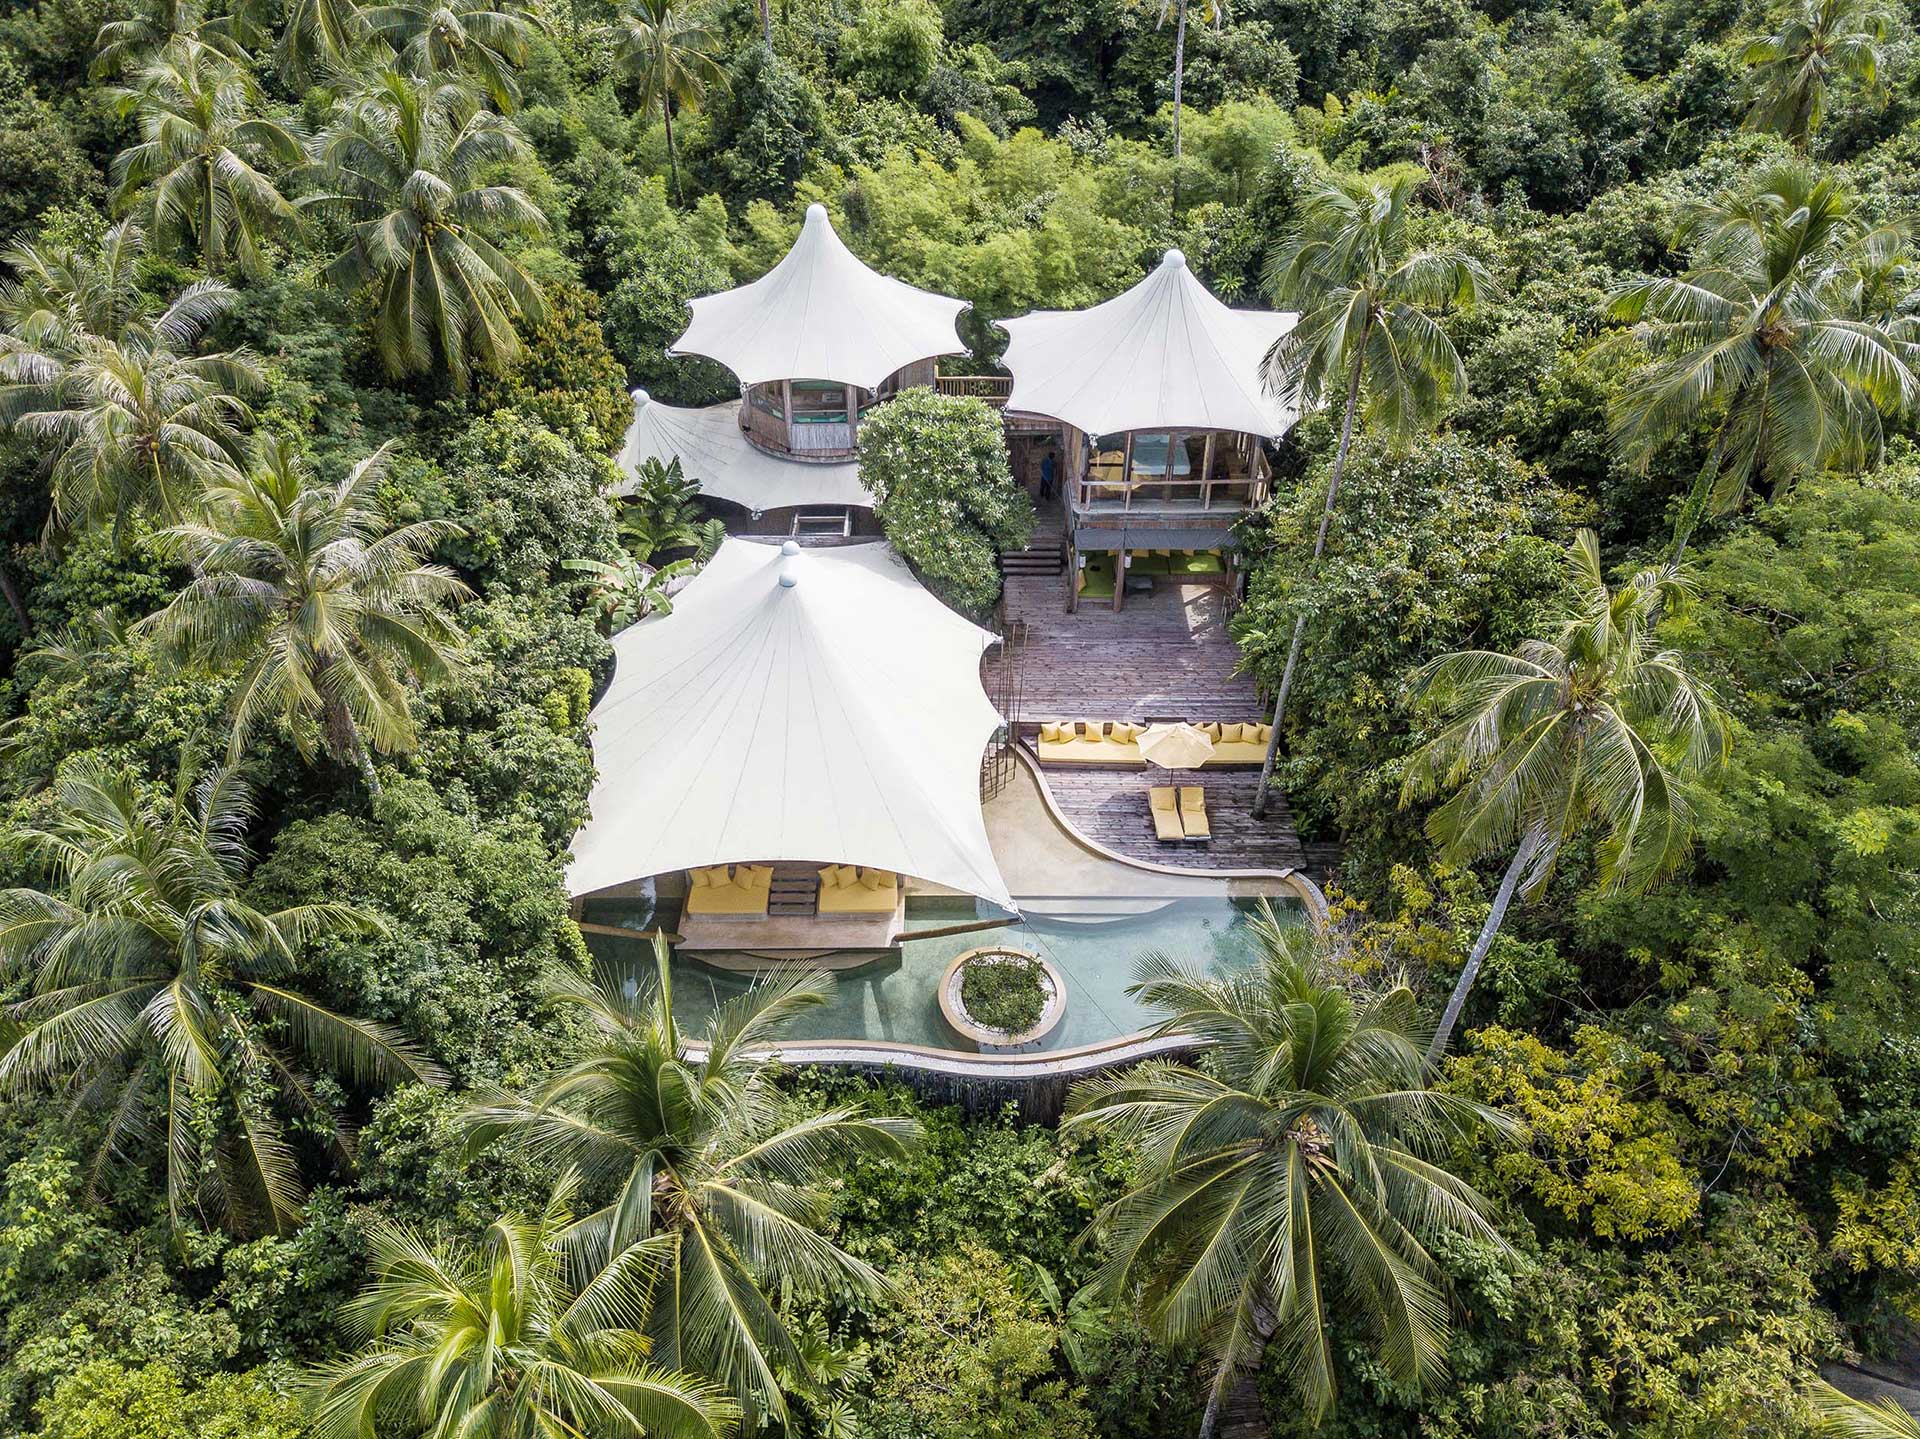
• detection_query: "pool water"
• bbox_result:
[580,895,1298,1053]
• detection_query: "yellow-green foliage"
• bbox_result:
[864,1241,1096,1439]
[1452,1026,1700,1239]
[1833,1158,1920,1320]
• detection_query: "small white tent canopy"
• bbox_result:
[998,249,1301,438]
[568,538,1014,911]
[671,204,970,391]
[615,390,869,512]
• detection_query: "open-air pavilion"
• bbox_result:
[568,538,1015,954]
[997,248,1299,610]
[615,204,969,533]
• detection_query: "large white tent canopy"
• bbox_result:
[568,539,1014,911]
[614,390,869,512]
[671,205,970,392]
[998,249,1300,438]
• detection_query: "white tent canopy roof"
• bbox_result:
[670,204,970,391]
[568,539,1014,911]
[998,249,1300,438]
[615,390,869,512]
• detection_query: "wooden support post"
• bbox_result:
[1113,548,1126,612]
[781,379,793,453]
[1121,432,1134,511]
[1066,539,1079,613]
[1201,432,1216,509]
[845,383,859,447]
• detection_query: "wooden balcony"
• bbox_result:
[936,374,1013,406]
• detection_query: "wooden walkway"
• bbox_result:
[993,575,1339,882]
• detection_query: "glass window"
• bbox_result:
[789,379,849,424]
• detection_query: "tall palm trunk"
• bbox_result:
[1170,0,1188,214]
[1426,831,1539,1064]
[662,90,683,206]
[1197,1291,1277,1439]
[323,689,384,801]
[757,0,770,48]
[1252,341,1367,818]
[0,562,30,636]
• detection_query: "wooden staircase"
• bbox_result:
[1002,511,1065,577]
[767,862,819,918]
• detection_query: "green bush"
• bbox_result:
[857,387,1034,615]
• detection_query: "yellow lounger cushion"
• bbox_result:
[832,863,861,889]
[859,867,895,891]
[1079,719,1105,741]
[818,865,842,890]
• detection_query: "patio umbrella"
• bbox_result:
[1137,722,1214,770]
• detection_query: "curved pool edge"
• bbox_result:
[1006,745,1331,925]
[681,1028,1201,1081]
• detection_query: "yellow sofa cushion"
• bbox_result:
[685,882,767,917]
[833,863,861,889]
[818,865,842,890]
[859,867,894,891]
[1039,721,1066,743]
[1110,721,1140,743]
[1079,719,1104,741]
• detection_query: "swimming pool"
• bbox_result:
[579,894,1299,1053]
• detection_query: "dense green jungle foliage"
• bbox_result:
[0,0,1917,1429]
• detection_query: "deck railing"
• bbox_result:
[937,374,1014,406]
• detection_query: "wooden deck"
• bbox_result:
[1031,765,1339,878]
[1000,572,1260,723]
[995,574,1339,882]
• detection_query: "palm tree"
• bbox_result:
[1809,1382,1920,1439]
[1603,159,1916,559]
[304,72,549,387]
[1247,168,1493,817]
[111,39,304,277]
[1150,0,1224,211]
[0,220,151,360]
[364,0,543,111]
[0,755,439,1235]
[1399,530,1730,1061]
[604,0,725,207]
[275,0,368,79]
[306,1171,739,1439]
[92,0,252,77]
[618,455,705,563]
[1743,0,1890,146]
[0,280,259,540]
[467,939,919,1428]
[143,437,470,798]
[1065,906,1515,1439]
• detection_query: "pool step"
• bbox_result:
[767,863,819,918]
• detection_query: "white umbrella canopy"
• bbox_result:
[567,538,1015,911]
[670,204,971,391]
[998,249,1300,439]
[1138,722,1216,770]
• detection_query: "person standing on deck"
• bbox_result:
[1039,450,1057,501]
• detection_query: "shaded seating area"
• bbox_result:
[817,865,899,914]
[1035,719,1273,766]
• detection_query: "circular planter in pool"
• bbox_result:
[939,947,1066,1052]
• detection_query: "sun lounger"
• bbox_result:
[1149,787,1184,842]
[818,865,899,914]
[685,864,772,917]
[1179,787,1211,841]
